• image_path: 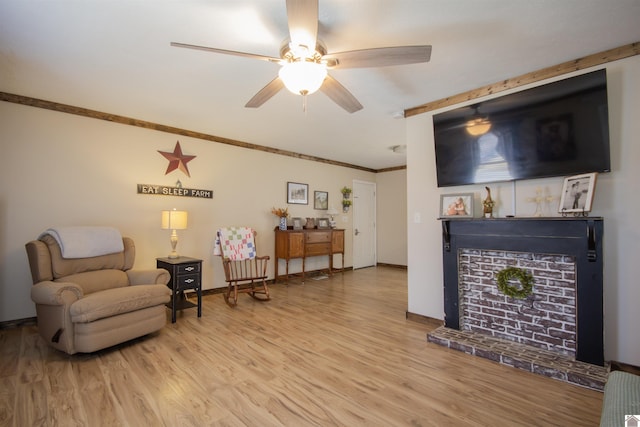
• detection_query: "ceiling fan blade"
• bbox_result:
[286,0,318,52]
[323,45,432,69]
[320,75,363,114]
[170,42,281,63]
[245,77,285,108]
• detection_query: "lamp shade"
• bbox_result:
[279,60,327,95]
[161,209,188,230]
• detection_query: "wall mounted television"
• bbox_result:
[433,69,611,187]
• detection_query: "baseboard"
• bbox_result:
[610,360,640,375]
[376,263,407,270]
[2,267,360,328]
[0,316,37,330]
[199,267,354,297]
[406,311,443,329]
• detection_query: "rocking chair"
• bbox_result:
[214,227,270,306]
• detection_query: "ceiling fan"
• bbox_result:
[171,0,432,113]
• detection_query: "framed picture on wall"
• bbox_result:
[558,172,598,215]
[440,193,474,218]
[314,191,328,210]
[287,182,308,205]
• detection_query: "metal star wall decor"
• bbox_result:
[158,141,196,177]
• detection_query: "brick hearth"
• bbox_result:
[427,326,608,391]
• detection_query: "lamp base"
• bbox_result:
[168,230,179,258]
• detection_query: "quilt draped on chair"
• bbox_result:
[213,227,256,261]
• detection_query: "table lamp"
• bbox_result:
[161,209,188,258]
[327,206,338,228]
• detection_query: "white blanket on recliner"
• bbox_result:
[39,226,124,259]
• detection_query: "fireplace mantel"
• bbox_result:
[440,217,604,366]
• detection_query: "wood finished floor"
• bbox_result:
[0,267,603,426]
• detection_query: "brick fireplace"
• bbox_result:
[428,218,606,389]
[458,248,577,357]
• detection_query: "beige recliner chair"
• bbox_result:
[25,231,171,355]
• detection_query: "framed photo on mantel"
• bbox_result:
[559,172,597,215]
[440,193,474,218]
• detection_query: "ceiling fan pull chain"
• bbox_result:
[302,92,308,113]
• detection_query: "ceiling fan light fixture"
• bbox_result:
[465,118,492,136]
[288,41,312,58]
[466,105,492,136]
[279,60,327,96]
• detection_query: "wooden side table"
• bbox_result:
[156,257,202,323]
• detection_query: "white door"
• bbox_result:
[352,180,376,269]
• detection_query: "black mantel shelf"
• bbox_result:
[438,217,605,229]
[440,217,604,366]
[438,216,603,222]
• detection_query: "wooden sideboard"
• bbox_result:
[274,228,344,283]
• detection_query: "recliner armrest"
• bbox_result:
[31,281,84,305]
[126,269,170,286]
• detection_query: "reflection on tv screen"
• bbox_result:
[433,69,611,187]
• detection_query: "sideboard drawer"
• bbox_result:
[306,242,331,256]
[306,231,331,243]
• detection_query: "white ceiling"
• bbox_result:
[1,1,639,170]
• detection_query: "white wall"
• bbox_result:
[407,55,640,366]
[376,169,407,266]
[0,102,378,322]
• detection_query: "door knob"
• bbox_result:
[355,229,360,235]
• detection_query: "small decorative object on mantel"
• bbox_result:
[341,186,352,199]
[271,207,289,230]
[526,187,556,217]
[558,172,598,217]
[482,186,495,218]
[342,199,352,213]
[304,218,315,229]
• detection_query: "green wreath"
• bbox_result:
[496,267,534,299]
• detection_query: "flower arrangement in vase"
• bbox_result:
[271,207,289,230]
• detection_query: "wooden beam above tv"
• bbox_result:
[404,41,640,118]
